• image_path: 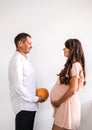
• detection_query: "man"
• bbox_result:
[8,33,45,130]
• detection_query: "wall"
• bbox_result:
[0,0,92,130]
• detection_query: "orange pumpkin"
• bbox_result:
[36,88,49,99]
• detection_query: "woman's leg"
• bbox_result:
[52,124,68,130]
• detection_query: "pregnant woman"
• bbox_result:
[50,38,86,130]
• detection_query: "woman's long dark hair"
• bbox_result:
[58,39,86,85]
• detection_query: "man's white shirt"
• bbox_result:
[8,51,39,114]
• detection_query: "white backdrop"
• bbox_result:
[0,0,92,130]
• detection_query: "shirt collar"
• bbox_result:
[15,51,27,60]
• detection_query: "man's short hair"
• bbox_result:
[14,32,31,48]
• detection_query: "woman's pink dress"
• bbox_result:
[50,62,84,129]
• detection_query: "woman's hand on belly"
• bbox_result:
[51,100,61,108]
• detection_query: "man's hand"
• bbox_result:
[38,97,47,103]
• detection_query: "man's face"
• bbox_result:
[18,36,32,56]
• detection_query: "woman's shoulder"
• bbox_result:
[71,62,82,77]
[72,62,82,70]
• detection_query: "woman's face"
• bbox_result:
[63,47,70,57]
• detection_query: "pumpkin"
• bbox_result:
[36,88,49,99]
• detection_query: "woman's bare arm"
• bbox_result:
[51,76,79,107]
